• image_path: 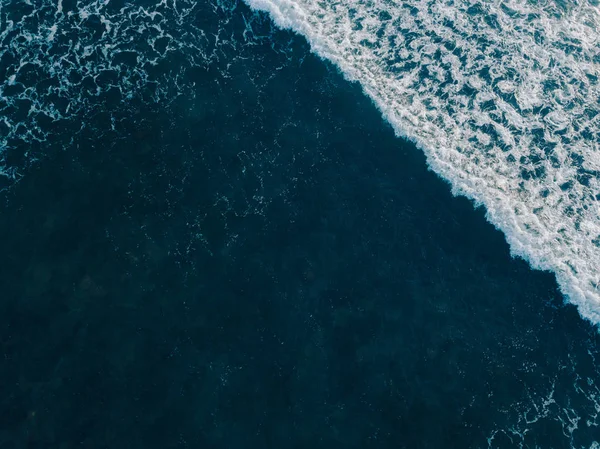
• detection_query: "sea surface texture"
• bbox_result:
[245,0,600,323]
[1,0,600,448]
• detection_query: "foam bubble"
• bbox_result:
[243,0,600,325]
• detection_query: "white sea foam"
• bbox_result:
[243,0,600,324]
[0,0,210,181]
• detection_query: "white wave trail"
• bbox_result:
[243,0,600,324]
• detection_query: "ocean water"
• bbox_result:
[0,0,599,448]
[246,0,600,323]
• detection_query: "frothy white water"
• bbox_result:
[243,0,600,324]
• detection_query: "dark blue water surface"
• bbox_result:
[1,1,599,448]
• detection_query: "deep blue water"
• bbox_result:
[1,1,599,448]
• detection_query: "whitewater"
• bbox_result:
[1,0,599,325]
[243,0,600,324]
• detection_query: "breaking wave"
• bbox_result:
[243,0,600,324]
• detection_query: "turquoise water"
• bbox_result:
[0,1,599,447]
